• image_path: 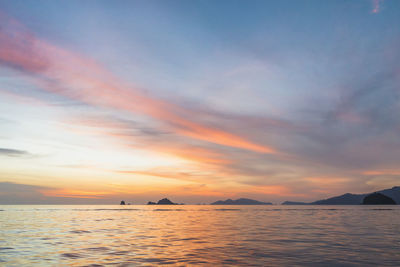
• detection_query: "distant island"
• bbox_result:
[211,198,272,205]
[147,198,181,205]
[282,186,400,205]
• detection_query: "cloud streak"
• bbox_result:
[0,12,275,154]
[0,148,29,157]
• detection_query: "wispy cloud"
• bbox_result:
[117,169,217,183]
[0,12,275,154]
[363,170,400,176]
[62,114,232,167]
[0,148,29,157]
[40,188,113,199]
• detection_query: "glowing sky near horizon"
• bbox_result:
[1,0,400,204]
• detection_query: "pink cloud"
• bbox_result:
[0,12,276,154]
[372,0,384,14]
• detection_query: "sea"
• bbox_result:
[0,205,399,266]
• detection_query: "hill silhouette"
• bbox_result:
[283,186,399,205]
[363,193,396,205]
[147,198,178,205]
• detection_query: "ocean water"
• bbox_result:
[0,205,399,266]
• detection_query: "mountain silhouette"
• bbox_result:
[362,193,396,205]
[311,193,365,205]
[211,198,272,205]
[282,186,399,205]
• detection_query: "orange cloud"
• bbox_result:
[154,145,231,165]
[41,189,112,199]
[160,183,226,197]
[43,183,227,199]
[362,170,400,176]
[248,184,294,196]
[0,12,276,154]
[118,168,218,184]
[64,115,230,164]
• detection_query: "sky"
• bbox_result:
[0,0,400,204]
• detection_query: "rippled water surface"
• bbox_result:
[1,205,400,266]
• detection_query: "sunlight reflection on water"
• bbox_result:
[0,205,400,266]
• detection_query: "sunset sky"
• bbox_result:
[1,0,400,204]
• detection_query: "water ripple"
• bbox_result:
[1,205,400,266]
[61,253,83,259]
[70,230,91,234]
[86,247,109,251]
[153,208,184,211]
